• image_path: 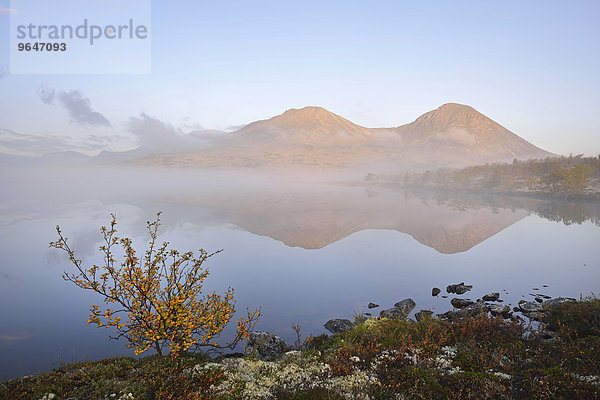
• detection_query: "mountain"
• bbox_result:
[126,103,555,170]
[235,106,373,144]
[392,103,553,165]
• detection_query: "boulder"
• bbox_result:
[446,282,473,295]
[481,292,500,302]
[518,300,543,314]
[394,299,417,315]
[380,298,416,320]
[451,298,474,309]
[517,301,546,321]
[367,302,379,309]
[324,319,354,334]
[432,287,441,296]
[440,303,488,322]
[245,332,286,361]
[415,310,434,322]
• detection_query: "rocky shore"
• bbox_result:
[2,289,598,400]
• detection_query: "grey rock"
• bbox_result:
[543,297,576,307]
[380,298,416,320]
[394,299,417,316]
[367,302,379,309]
[324,319,354,334]
[451,298,474,309]
[517,301,547,321]
[415,310,434,322]
[245,332,286,361]
[489,305,512,318]
[432,287,441,296]
[439,303,488,322]
[446,282,473,295]
[518,301,543,314]
[481,292,500,302]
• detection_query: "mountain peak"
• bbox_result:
[237,106,373,139]
[411,103,493,132]
[396,103,554,163]
[277,106,350,125]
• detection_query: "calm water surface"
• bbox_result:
[1,169,599,380]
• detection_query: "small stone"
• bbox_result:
[365,312,371,316]
[432,287,441,296]
[446,282,473,295]
[451,298,474,309]
[324,319,354,334]
[534,298,543,303]
[368,302,379,309]
[481,292,500,302]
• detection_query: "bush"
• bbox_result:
[50,212,260,358]
[545,296,600,339]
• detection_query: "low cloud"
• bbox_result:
[0,127,106,156]
[128,113,217,152]
[225,124,247,132]
[435,128,476,146]
[38,87,111,127]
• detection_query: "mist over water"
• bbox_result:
[1,165,599,381]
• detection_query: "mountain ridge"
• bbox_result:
[128,102,554,169]
[1,103,555,170]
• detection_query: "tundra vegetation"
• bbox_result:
[2,295,599,399]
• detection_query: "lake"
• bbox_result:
[1,167,599,381]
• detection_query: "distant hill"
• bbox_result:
[129,103,554,170]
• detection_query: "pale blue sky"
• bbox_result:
[0,0,599,155]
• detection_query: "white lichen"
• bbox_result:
[199,352,378,399]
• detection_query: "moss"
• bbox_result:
[545,296,600,339]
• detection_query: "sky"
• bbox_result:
[0,0,599,156]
